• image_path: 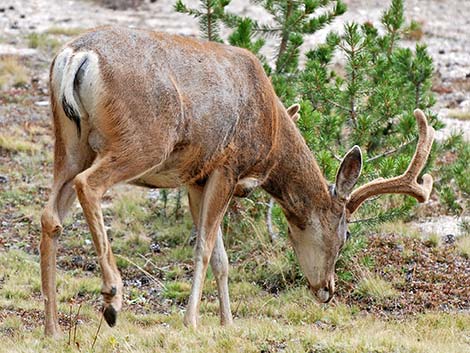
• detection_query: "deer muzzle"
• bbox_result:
[311,277,335,303]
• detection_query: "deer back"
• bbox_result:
[60,27,282,184]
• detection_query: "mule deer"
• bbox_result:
[40,26,434,336]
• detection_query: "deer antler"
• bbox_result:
[346,109,435,215]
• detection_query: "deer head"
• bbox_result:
[286,109,434,303]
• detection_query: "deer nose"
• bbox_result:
[312,280,335,303]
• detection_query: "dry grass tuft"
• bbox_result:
[354,274,398,302]
[424,232,441,248]
[404,20,424,41]
[456,235,470,258]
[448,109,470,121]
[376,221,422,238]
[0,134,38,154]
[46,27,85,36]
[0,56,28,89]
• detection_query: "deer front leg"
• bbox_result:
[187,186,233,326]
[73,162,123,327]
[184,170,235,328]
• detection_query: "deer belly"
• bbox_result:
[134,169,183,188]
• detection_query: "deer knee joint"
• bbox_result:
[73,174,88,195]
[41,210,62,238]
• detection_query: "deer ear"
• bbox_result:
[286,104,300,122]
[335,145,362,201]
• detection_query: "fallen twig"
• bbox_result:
[115,254,166,288]
[91,309,104,351]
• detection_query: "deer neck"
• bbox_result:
[262,113,331,229]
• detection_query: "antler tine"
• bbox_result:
[346,109,435,215]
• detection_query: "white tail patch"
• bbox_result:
[61,51,90,133]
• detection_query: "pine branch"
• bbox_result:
[326,97,352,113]
[365,138,416,162]
[350,203,412,225]
[275,0,294,71]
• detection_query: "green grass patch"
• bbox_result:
[162,281,191,303]
[26,32,62,53]
[354,275,398,302]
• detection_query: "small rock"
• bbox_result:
[71,255,84,267]
[19,14,25,19]
[438,49,445,54]
[405,271,413,282]
[150,242,161,253]
[140,275,150,285]
[444,234,455,244]
[8,6,14,10]
[149,288,159,297]
[147,189,159,200]
[84,262,96,272]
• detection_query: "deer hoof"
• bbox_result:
[103,305,117,327]
[183,313,198,329]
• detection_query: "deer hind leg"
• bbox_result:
[41,152,93,337]
[210,230,232,325]
[41,179,77,337]
[184,169,235,328]
[187,186,233,326]
[73,152,165,328]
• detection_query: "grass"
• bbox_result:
[0,134,39,154]
[162,281,191,303]
[448,109,470,121]
[2,228,468,353]
[456,235,470,258]
[26,33,62,53]
[0,56,29,89]
[424,232,441,248]
[1,294,469,353]
[354,274,398,302]
[46,27,85,37]
[375,220,422,238]
[404,20,424,41]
